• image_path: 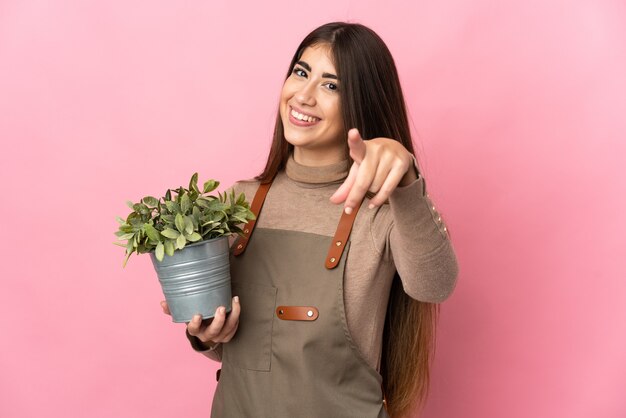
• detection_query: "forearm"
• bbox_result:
[388,170,459,302]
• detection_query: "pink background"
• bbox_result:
[1,1,625,417]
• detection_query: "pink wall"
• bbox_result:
[1,1,625,417]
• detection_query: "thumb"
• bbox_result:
[161,300,171,315]
[347,128,366,163]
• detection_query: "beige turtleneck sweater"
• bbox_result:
[187,153,459,372]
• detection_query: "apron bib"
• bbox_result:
[211,180,389,418]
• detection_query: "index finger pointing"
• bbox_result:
[347,128,367,163]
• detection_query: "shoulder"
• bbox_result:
[223,178,261,199]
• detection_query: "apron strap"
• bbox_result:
[232,178,273,256]
[325,203,361,269]
[232,174,362,268]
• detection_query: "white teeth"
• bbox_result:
[291,108,319,123]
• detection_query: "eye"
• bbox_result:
[292,67,307,78]
[325,82,338,91]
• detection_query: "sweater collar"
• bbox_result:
[284,153,350,185]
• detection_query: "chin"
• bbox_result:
[283,133,310,148]
[282,122,312,146]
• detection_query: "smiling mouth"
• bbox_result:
[290,106,320,123]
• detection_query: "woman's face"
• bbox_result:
[280,44,345,165]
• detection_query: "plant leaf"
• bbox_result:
[175,213,185,233]
[180,193,191,214]
[195,197,210,209]
[176,233,186,249]
[184,216,194,235]
[155,241,165,261]
[144,224,160,242]
[200,199,225,211]
[187,232,202,242]
[165,200,178,213]
[119,224,133,233]
[203,179,219,194]
[116,232,135,240]
[189,172,199,192]
[142,196,159,207]
[231,215,248,224]
[126,239,135,253]
[126,200,135,209]
[192,206,201,222]
[122,251,132,268]
[161,228,180,239]
[164,240,175,256]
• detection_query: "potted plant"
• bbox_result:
[114,173,255,323]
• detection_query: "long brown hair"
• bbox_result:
[256,22,439,417]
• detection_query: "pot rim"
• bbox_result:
[150,234,231,254]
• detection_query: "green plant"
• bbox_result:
[115,173,255,266]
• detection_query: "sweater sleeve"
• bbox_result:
[387,160,459,303]
[186,330,223,362]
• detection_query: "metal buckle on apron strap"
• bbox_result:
[276,306,319,321]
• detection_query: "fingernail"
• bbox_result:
[368,203,375,209]
[234,296,239,303]
[219,307,225,314]
[193,314,201,321]
[344,206,353,215]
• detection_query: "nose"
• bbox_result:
[295,81,316,107]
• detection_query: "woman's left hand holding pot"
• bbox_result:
[160,297,241,348]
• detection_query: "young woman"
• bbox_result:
[161,22,459,418]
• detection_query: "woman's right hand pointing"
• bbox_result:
[160,296,241,346]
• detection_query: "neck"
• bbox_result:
[285,151,349,185]
[293,146,346,167]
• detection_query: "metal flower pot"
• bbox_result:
[150,236,232,323]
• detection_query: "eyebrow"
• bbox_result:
[296,60,338,80]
